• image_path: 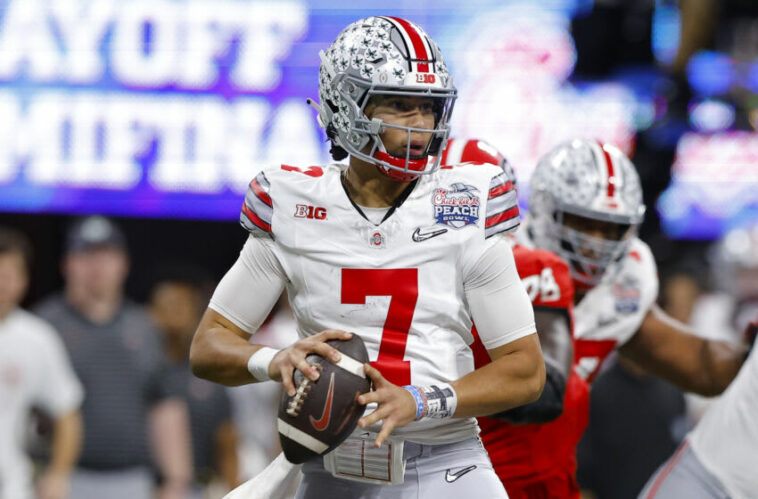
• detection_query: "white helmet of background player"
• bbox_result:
[312,16,457,182]
[528,139,645,289]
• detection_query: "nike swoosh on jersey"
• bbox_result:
[309,372,335,431]
[445,465,477,483]
[412,227,448,242]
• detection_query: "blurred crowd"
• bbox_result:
[0,217,297,499]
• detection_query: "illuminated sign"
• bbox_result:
[657,131,758,239]
[0,0,327,218]
[450,4,637,196]
[12,0,736,231]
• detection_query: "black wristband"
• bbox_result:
[489,363,567,425]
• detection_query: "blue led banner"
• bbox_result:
[2,0,754,239]
[0,0,637,221]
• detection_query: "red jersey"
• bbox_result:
[471,246,589,499]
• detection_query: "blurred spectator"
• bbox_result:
[0,227,83,499]
[34,217,191,499]
[576,356,687,499]
[149,267,240,498]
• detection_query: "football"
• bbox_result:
[277,334,371,464]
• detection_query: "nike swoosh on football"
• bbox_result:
[445,465,477,483]
[412,227,448,242]
[309,372,335,431]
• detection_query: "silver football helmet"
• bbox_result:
[311,16,457,182]
[528,139,646,288]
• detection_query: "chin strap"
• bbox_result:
[373,151,428,182]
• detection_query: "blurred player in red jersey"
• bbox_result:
[443,137,751,499]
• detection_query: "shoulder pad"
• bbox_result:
[240,171,273,234]
[484,169,519,239]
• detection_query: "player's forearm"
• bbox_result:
[190,327,261,385]
[48,410,82,474]
[621,305,746,397]
[452,334,545,418]
[629,337,744,397]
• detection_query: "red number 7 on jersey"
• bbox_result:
[341,269,418,386]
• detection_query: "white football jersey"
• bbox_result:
[518,227,659,382]
[234,162,529,444]
[688,347,758,498]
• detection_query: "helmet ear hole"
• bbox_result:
[325,99,339,114]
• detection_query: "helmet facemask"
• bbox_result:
[550,211,636,289]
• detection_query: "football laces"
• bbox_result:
[286,364,320,417]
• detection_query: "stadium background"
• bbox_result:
[0,2,757,496]
[1,0,757,304]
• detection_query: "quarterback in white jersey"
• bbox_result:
[523,139,747,396]
[191,16,543,498]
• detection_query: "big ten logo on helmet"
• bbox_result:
[415,73,436,84]
[432,183,480,228]
[294,204,327,220]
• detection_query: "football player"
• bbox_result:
[190,17,545,498]
[639,318,757,498]
[638,223,758,498]
[525,139,745,395]
[513,139,748,498]
[449,138,750,499]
